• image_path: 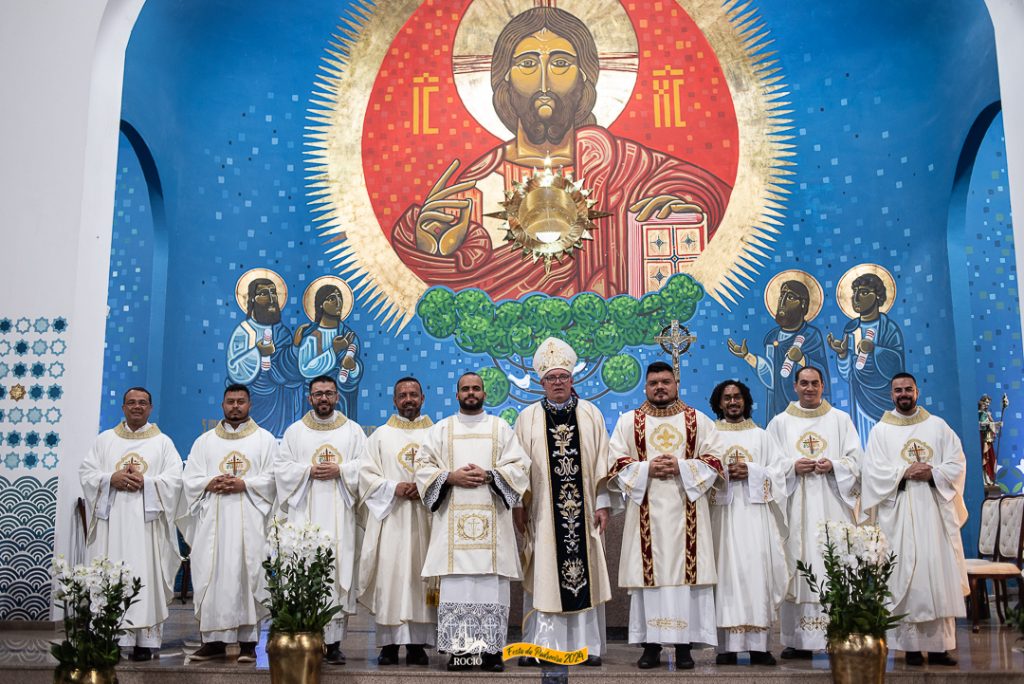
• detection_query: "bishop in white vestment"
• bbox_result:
[415,372,530,672]
[608,362,725,670]
[766,366,861,657]
[80,388,182,660]
[861,373,966,667]
[707,380,788,666]
[513,338,612,666]
[180,385,277,663]
[277,375,367,665]
[358,376,436,666]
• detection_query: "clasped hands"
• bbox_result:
[903,462,933,482]
[448,463,489,488]
[649,454,680,480]
[310,462,341,481]
[110,466,143,492]
[794,457,833,475]
[395,482,420,500]
[206,474,246,494]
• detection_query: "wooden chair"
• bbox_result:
[965,495,1020,631]
[996,495,1024,612]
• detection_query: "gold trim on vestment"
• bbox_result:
[715,418,757,432]
[386,414,434,430]
[638,400,687,418]
[214,419,259,440]
[301,410,348,431]
[880,408,931,426]
[113,422,162,440]
[785,400,833,419]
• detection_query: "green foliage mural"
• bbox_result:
[416,274,704,405]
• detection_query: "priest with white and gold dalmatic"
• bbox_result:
[861,373,966,668]
[766,366,861,659]
[80,387,182,662]
[181,384,277,664]
[358,376,435,667]
[277,374,367,666]
[707,380,788,667]
[512,337,611,667]
[608,361,725,670]
[415,371,530,673]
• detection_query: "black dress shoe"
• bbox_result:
[582,655,602,666]
[405,644,430,666]
[716,652,738,665]
[237,642,257,663]
[904,651,924,666]
[637,643,662,669]
[750,651,777,666]
[928,651,958,666]
[129,646,154,662]
[324,642,346,665]
[675,644,695,670]
[377,644,399,665]
[189,641,226,661]
[480,652,505,672]
[780,647,813,660]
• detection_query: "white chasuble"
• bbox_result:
[710,419,789,652]
[862,408,967,652]
[608,401,725,646]
[180,419,277,636]
[80,422,182,644]
[415,412,530,654]
[766,401,862,650]
[358,415,436,644]
[278,411,366,637]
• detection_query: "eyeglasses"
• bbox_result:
[544,374,572,384]
[311,391,338,399]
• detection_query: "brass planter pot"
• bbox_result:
[827,634,888,684]
[267,632,324,684]
[53,667,117,684]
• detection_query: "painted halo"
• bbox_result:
[835,264,896,319]
[763,269,824,322]
[234,268,288,313]
[302,276,355,322]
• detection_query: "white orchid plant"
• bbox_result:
[51,556,141,670]
[796,521,904,640]
[262,520,341,634]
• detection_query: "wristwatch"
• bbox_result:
[483,471,494,484]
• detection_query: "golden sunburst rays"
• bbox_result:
[304,0,795,330]
[485,166,610,274]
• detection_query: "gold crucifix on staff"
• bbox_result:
[654,320,696,382]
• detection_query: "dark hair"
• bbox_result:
[309,375,337,393]
[393,376,422,394]
[852,273,888,307]
[491,7,599,134]
[224,383,251,399]
[313,284,343,325]
[246,277,275,318]
[122,387,152,404]
[891,372,916,386]
[456,371,483,389]
[793,366,824,384]
[645,361,675,377]
[709,380,753,420]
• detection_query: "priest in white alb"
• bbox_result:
[180,384,278,663]
[707,379,788,667]
[861,372,966,667]
[608,361,725,670]
[80,387,183,662]
[513,337,612,667]
[277,374,367,665]
[415,371,530,673]
[358,376,435,667]
[766,366,862,659]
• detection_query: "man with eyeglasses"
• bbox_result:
[80,387,183,661]
[512,337,612,666]
[276,374,368,665]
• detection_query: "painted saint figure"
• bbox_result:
[828,266,905,443]
[977,394,1000,487]
[391,6,731,299]
[226,269,304,437]
[295,277,363,420]
[729,271,830,421]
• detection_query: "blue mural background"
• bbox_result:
[97,0,1019,550]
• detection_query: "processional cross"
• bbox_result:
[654,320,696,382]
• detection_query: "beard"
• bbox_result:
[512,88,580,146]
[458,396,483,412]
[251,302,282,325]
